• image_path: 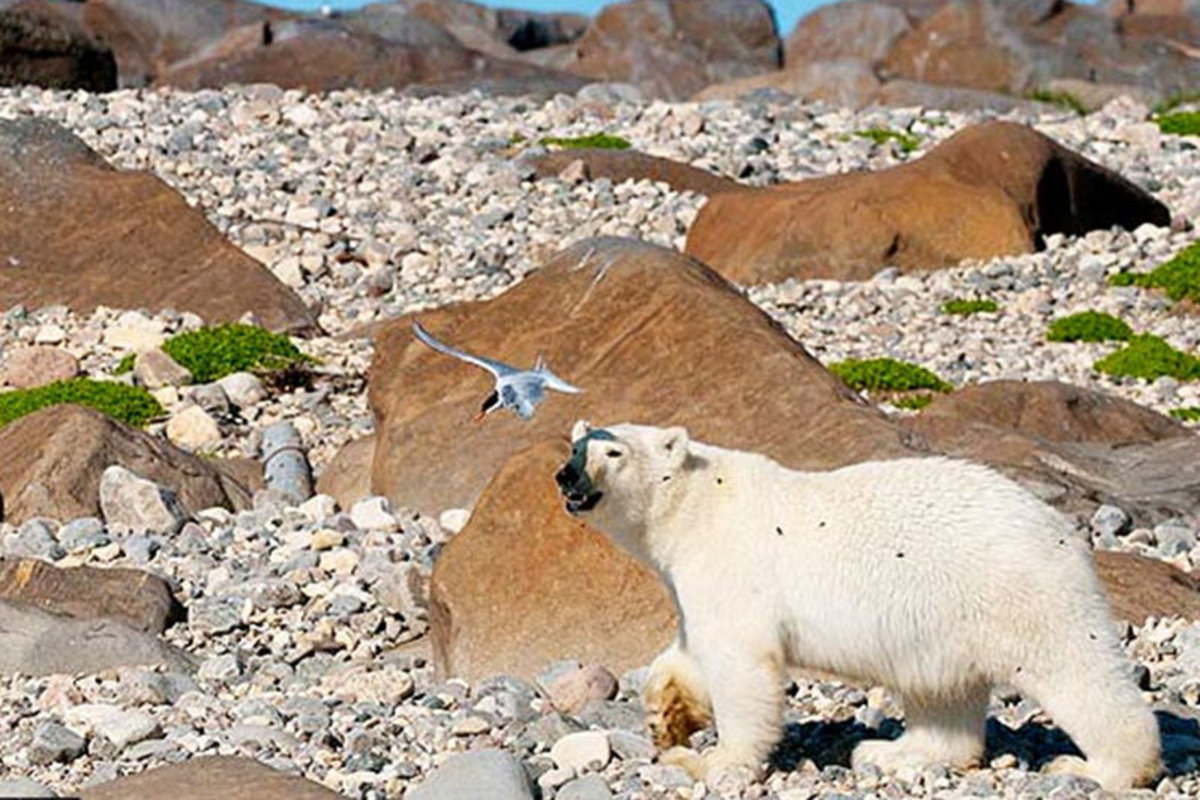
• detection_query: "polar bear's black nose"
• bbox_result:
[555,464,579,490]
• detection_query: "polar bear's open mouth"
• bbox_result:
[563,489,603,514]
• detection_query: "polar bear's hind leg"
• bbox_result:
[1015,637,1161,790]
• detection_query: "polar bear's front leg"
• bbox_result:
[643,641,713,749]
[665,650,785,787]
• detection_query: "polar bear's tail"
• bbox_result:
[1014,626,1161,790]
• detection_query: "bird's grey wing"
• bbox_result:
[412,321,518,377]
[537,367,583,394]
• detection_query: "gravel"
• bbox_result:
[1,84,1199,798]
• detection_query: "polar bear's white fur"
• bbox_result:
[557,422,1161,791]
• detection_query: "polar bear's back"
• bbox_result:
[729,454,1109,689]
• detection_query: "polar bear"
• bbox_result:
[554,422,1161,791]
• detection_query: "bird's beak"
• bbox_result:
[472,410,486,423]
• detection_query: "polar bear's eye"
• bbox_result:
[606,449,622,458]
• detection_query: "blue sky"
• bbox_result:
[254,0,814,36]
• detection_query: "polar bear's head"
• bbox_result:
[555,421,691,550]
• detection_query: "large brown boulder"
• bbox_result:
[430,440,675,681]
[693,59,883,107]
[0,405,252,526]
[784,1,912,68]
[903,380,1200,524]
[386,0,587,54]
[81,756,342,800]
[368,237,912,515]
[0,117,316,333]
[685,121,1170,284]
[562,0,782,100]
[1095,551,1200,624]
[26,0,290,87]
[0,558,182,633]
[159,16,587,96]
[0,1,117,90]
[524,148,741,196]
[881,0,1200,95]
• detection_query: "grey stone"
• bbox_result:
[406,749,534,800]
[261,421,313,504]
[1154,521,1197,556]
[189,595,245,635]
[10,518,63,560]
[28,721,86,765]
[608,730,656,761]
[0,600,191,677]
[1091,504,1132,539]
[189,383,231,416]
[197,653,242,683]
[0,778,57,798]
[217,372,267,407]
[134,349,192,389]
[99,466,189,534]
[558,774,613,800]
[58,517,108,551]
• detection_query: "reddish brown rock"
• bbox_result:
[430,440,677,681]
[81,756,341,800]
[0,346,79,389]
[563,0,782,100]
[315,435,375,511]
[27,0,290,87]
[784,1,912,67]
[0,405,252,527]
[693,59,882,107]
[0,558,181,633]
[0,118,316,333]
[368,237,911,515]
[159,17,587,96]
[903,380,1200,524]
[1094,551,1200,623]
[0,1,117,90]
[685,121,1170,284]
[524,148,740,195]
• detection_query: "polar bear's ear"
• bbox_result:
[659,426,689,468]
[571,419,593,441]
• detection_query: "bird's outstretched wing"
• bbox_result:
[412,321,518,377]
[538,366,583,395]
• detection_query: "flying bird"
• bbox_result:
[411,321,582,421]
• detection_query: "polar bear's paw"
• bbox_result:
[852,736,941,773]
[644,676,711,750]
[1043,755,1105,785]
[660,746,758,795]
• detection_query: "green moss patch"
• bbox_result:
[1029,88,1087,115]
[1157,111,1200,136]
[0,379,163,428]
[1046,311,1133,343]
[854,128,920,153]
[539,132,631,150]
[892,394,934,411]
[829,357,952,394]
[1093,335,1200,381]
[161,324,310,384]
[941,298,998,315]
[1155,90,1200,115]
[1109,242,1200,304]
[1170,407,1200,422]
[114,353,135,375]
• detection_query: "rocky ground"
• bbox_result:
[2,84,1200,799]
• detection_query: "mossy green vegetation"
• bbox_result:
[892,394,934,411]
[1155,90,1200,115]
[0,379,163,428]
[1108,242,1200,304]
[1170,407,1200,422]
[160,324,310,384]
[1156,111,1200,136]
[941,298,999,315]
[828,357,952,394]
[1093,335,1200,381]
[114,353,135,375]
[854,128,921,153]
[539,132,632,150]
[1029,88,1087,115]
[1045,311,1133,343]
